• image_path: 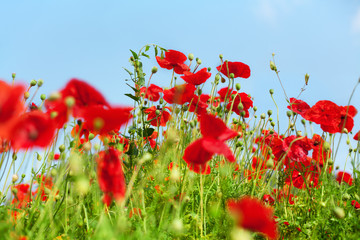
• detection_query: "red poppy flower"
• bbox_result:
[227,196,278,240]
[140,84,163,101]
[0,81,25,138]
[163,84,196,105]
[336,171,353,186]
[182,113,238,174]
[144,131,159,149]
[283,135,312,163]
[188,95,208,115]
[311,134,331,165]
[351,200,360,209]
[156,50,190,74]
[354,131,360,141]
[216,61,251,79]
[262,194,275,206]
[227,92,253,117]
[287,98,310,117]
[81,106,133,135]
[10,111,56,150]
[180,68,211,85]
[218,87,237,102]
[11,184,31,209]
[97,148,126,206]
[285,159,320,189]
[53,153,60,160]
[34,175,55,201]
[144,106,172,127]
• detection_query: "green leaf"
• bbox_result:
[154,46,158,56]
[126,83,139,92]
[130,49,138,59]
[145,45,150,52]
[125,93,140,102]
[141,53,150,59]
[142,128,155,137]
[123,67,133,76]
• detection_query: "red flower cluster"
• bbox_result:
[227,196,278,240]
[288,98,357,133]
[97,148,126,206]
[336,171,353,186]
[183,113,238,174]
[218,87,253,117]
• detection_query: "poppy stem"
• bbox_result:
[200,173,204,239]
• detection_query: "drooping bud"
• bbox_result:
[267,110,272,116]
[270,60,277,71]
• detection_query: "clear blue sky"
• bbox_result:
[1,1,360,171]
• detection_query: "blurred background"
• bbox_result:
[0,0,359,172]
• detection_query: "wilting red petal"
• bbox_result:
[216,61,251,79]
[227,196,278,240]
[180,68,211,85]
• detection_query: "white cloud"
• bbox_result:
[351,7,360,34]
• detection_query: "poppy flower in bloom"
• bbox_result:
[11,184,31,209]
[287,98,310,118]
[216,61,251,79]
[311,134,331,165]
[182,113,238,174]
[97,148,126,206]
[227,196,278,240]
[140,84,163,101]
[156,50,190,74]
[0,81,25,137]
[33,175,55,201]
[180,68,211,85]
[144,106,172,127]
[217,87,253,117]
[9,111,56,150]
[285,158,320,189]
[144,131,159,149]
[282,135,312,163]
[81,106,133,135]
[354,131,360,141]
[188,95,208,115]
[336,171,353,186]
[163,84,196,105]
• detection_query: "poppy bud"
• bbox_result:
[83,142,91,152]
[305,73,309,85]
[12,153,17,161]
[219,54,223,59]
[333,207,345,219]
[76,177,90,195]
[260,113,266,119]
[327,158,333,165]
[196,59,202,65]
[301,119,306,125]
[30,79,37,86]
[271,121,275,127]
[319,201,326,207]
[221,77,226,83]
[266,159,274,168]
[88,133,95,140]
[151,66,158,74]
[197,89,202,95]
[269,89,274,95]
[12,73,16,79]
[235,83,241,91]
[323,142,331,151]
[24,92,30,99]
[286,111,292,118]
[269,129,274,134]
[346,139,350,145]
[48,92,61,101]
[12,174,18,183]
[37,79,44,87]
[238,103,244,111]
[59,144,66,152]
[207,67,211,72]
[188,53,194,61]
[40,94,46,101]
[159,98,164,104]
[229,73,235,79]
[270,61,277,71]
[12,188,18,195]
[267,110,272,116]
[182,105,189,111]
[51,169,57,177]
[269,117,273,122]
[155,110,161,116]
[93,117,105,130]
[37,153,42,161]
[296,131,302,137]
[50,111,58,119]
[215,74,220,82]
[171,219,184,234]
[65,96,75,108]
[253,106,257,112]
[343,128,348,134]
[240,111,246,117]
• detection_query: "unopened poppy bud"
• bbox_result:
[159,98,164,104]
[327,158,333,165]
[151,66,158,74]
[333,207,345,219]
[238,103,244,111]
[343,193,350,200]
[48,92,61,101]
[188,53,194,61]
[21,174,25,179]
[305,73,309,85]
[12,174,19,183]
[196,59,202,65]
[12,73,16,79]
[40,94,46,101]
[93,117,104,130]
[269,117,273,122]
[30,79,37,86]
[269,89,274,95]
[190,120,195,128]
[270,60,277,71]
[296,131,302,137]
[24,92,30,99]
[266,159,274,168]
[343,128,348,134]
[155,110,161,116]
[323,142,331,151]
[88,133,95,140]
[207,67,211,72]
[59,144,65,152]
[286,111,292,118]
[219,54,223,59]
[215,74,220,82]
[260,113,266,119]
[174,108,181,115]
[271,121,276,127]
[36,80,43,88]
[12,153,17,161]
[346,139,350,145]
[336,165,340,170]
[65,96,75,108]
[197,89,202,95]
[232,118,238,124]
[240,111,246,117]
[37,153,42,161]
[253,106,257,112]
[76,177,90,195]
[269,129,274,134]
[83,142,92,152]
[267,110,272,116]
[182,105,189,111]
[229,73,235,79]
[235,83,241,91]
[94,144,100,151]
[319,201,326,207]
[301,119,306,125]
[221,77,226,83]
[50,111,58,119]
[12,188,18,195]
[51,169,57,177]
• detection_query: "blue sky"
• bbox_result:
[0,1,360,172]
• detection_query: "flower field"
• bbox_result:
[0,45,360,239]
